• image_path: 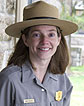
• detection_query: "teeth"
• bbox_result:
[40,48,49,51]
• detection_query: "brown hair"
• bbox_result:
[7,26,69,74]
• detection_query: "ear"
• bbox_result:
[22,34,29,47]
[57,35,61,46]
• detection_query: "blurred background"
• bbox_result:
[0,0,84,105]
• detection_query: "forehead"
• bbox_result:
[29,25,57,31]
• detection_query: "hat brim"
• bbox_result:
[5,19,78,37]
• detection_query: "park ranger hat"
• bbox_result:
[5,1,78,38]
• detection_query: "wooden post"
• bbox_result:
[13,0,27,46]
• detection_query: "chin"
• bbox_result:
[38,56,52,60]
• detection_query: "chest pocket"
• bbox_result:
[50,100,63,106]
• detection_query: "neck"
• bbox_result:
[30,58,51,83]
[31,58,50,71]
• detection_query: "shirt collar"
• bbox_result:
[21,60,58,83]
[49,72,58,81]
[21,61,36,83]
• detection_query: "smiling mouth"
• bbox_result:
[38,47,51,51]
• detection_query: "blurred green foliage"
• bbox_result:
[70,65,84,72]
[60,1,84,32]
[70,75,84,106]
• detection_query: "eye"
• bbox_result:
[32,33,40,38]
[49,33,55,37]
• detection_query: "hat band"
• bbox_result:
[24,17,57,21]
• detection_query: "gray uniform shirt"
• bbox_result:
[0,61,73,106]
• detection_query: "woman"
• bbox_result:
[0,1,78,106]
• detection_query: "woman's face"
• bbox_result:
[22,25,61,61]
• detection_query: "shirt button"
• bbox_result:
[41,89,45,92]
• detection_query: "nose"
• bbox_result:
[40,36,49,45]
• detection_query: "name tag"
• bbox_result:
[24,99,35,103]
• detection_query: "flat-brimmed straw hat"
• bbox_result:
[5,1,78,38]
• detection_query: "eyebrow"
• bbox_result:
[48,29,57,32]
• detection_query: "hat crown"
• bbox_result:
[23,1,59,20]
[5,1,78,37]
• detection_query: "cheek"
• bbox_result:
[52,39,60,52]
[27,39,39,49]
[55,37,61,46]
[53,39,60,47]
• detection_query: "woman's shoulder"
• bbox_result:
[59,73,73,89]
[56,73,71,83]
[56,72,69,79]
[0,65,21,81]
